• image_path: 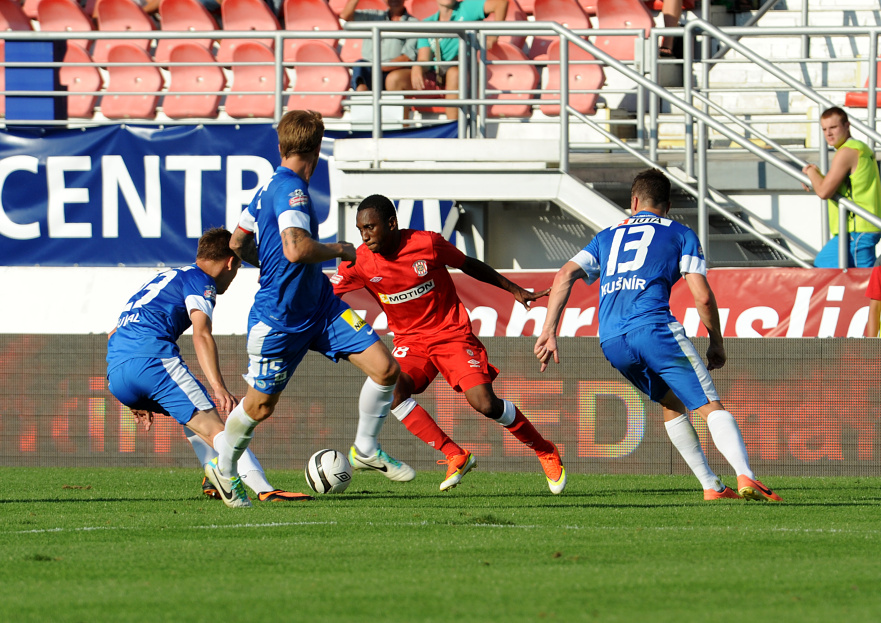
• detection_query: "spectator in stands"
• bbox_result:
[410,0,508,121]
[659,0,682,58]
[340,0,418,95]
[802,106,881,268]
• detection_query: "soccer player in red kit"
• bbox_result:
[331,194,567,493]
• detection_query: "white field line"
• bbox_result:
[6,522,880,536]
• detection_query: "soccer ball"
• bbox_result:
[305,449,353,494]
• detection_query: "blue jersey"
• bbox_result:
[107,265,216,369]
[238,166,337,333]
[571,211,706,342]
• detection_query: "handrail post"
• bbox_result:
[458,36,467,138]
[559,36,569,174]
[839,198,849,269]
[274,32,284,123]
[869,34,878,152]
[683,24,694,177]
[372,26,382,139]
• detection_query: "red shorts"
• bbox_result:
[391,333,499,394]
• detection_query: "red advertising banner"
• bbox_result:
[337,268,874,339]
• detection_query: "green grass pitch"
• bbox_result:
[2,467,880,622]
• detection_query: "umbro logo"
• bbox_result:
[370,276,382,282]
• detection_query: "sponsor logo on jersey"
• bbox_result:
[412,260,428,277]
[370,276,382,283]
[340,308,367,331]
[601,276,647,296]
[379,280,435,304]
[288,189,308,208]
[616,216,672,227]
[203,285,216,302]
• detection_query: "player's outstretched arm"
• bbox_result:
[230,228,260,268]
[190,310,239,414]
[460,257,550,309]
[281,227,357,266]
[683,272,726,370]
[535,261,585,372]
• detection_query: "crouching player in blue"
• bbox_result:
[535,169,782,502]
[107,227,313,506]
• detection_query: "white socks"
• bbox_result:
[238,448,273,494]
[217,403,259,476]
[354,377,395,456]
[188,426,271,494]
[495,399,517,427]
[184,426,216,465]
[706,410,755,480]
[391,397,418,422]
[665,415,723,491]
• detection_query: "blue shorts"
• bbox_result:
[351,61,391,90]
[107,356,214,425]
[600,322,719,411]
[813,232,881,268]
[244,302,380,395]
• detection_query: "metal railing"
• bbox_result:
[4,16,881,267]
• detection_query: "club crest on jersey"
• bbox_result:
[288,189,308,208]
[466,349,474,356]
[203,285,216,302]
[412,260,428,277]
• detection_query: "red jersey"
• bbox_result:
[331,230,472,343]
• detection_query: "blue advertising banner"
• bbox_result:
[0,122,457,266]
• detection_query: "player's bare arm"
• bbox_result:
[867,298,881,337]
[281,227,357,266]
[190,309,239,414]
[535,261,585,372]
[230,228,260,267]
[460,256,550,309]
[683,272,726,371]
[802,147,857,200]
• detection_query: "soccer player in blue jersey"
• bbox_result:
[211,110,414,508]
[107,228,313,506]
[535,169,782,502]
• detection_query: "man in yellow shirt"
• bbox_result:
[803,106,881,267]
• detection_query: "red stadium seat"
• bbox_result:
[540,38,604,116]
[485,41,537,118]
[0,0,33,30]
[404,0,436,20]
[60,42,102,118]
[226,41,287,118]
[153,0,218,64]
[163,43,225,118]
[217,0,281,65]
[329,0,385,15]
[282,0,341,61]
[287,40,349,117]
[595,0,654,61]
[845,61,881,108]
[92,0,154,64]
[36,0,94,51]
[644,0,694,10]
[485,0,528,51]
[0,0,32,115]
[101,43,163,119]
[22,0,40,19]
[529,0,590,61]
[517,0,533,15]
[578,0,596,15]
